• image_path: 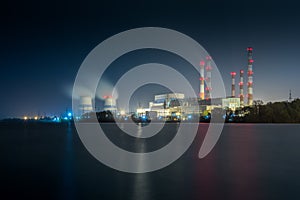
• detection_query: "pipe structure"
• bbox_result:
[199,60,205,100]
[230,72,236,97]
[247,47,254,106]
[205,56,212,100]
[239,70,244,106]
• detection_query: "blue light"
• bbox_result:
[64,117,68,120]
[68,112,72,117]
[52,117,60,122]
[187,115,192,119]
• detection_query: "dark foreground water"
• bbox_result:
[1,122,300,200]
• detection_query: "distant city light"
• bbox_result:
[68,112,72,117]
[24,116,28,120]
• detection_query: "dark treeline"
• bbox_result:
[233,99,300,123]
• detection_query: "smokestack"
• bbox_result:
[199,60,205,100]
[205,56,212,100]
[247,47,254,106]
[239,70,244,106]
[230,72,236,97]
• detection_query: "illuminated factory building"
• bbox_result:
[77,47,254,120]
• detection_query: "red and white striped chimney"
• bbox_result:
[230,72,237,97]
[199,60,205,100]
[239,70,244,106]
[247,47,254,106]
[205,56,212,100]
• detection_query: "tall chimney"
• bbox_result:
[239,70,244,106]
[205,56,212,100]
[230,72,236,97]
[199,60,205,100]
[247,47,254,106]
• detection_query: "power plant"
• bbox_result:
[75,47,255,121]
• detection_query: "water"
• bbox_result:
[1,122,300,200]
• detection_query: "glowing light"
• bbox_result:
[24,116,28,120]
[231,72,236,76]
[199,77,205,81]
[240,70,244,73]
[200,60,205,66]
[247,47,253,51]
[34,116,38,120]
[68,112,72,117]
[249,59,254,63]
[206,66,212,71]
[120,110,125,115]
[248,71,254,75]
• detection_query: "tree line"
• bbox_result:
[233,99,300,123]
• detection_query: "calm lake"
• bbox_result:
[1,122,300,200]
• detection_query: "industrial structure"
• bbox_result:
[289,90,293,102]
[230,72,236,97]
[205,56,212,100]
[79,96,93,115]
[239,70,244,106]
[247,47,254,106]
[199,60,205,100]
[76,47,255,121]
[103,95,117,113]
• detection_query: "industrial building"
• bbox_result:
[77,47,254,120]
[135,47,254,119]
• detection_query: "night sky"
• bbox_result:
[1,0,300,118]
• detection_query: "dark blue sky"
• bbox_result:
[1,0,300,118]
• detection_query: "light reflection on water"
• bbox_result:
[62,122,75,199]
[1,123,300,199]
